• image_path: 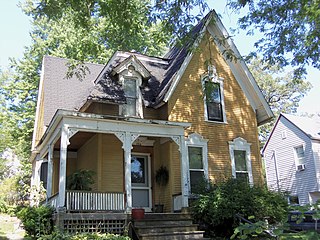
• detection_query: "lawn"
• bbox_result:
[280,231,320,240]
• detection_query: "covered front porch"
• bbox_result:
[32,110,191,214]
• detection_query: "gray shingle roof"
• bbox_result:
[42,56,104,126]
[282,114,320,140]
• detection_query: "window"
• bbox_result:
[205,82,223,121]
[295,146,305,166]
[186,133,208,194]
[123,79,137,116]
[188,147,204,193]
[202,67,226,123]
[229,137,253,185]
[288,195,299,205]
[234,150,249,182]
[40,161,48,189]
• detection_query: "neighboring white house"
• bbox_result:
[262,113,320,205]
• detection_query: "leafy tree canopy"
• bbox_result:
[249,57,312,144]
[228,0,320,78]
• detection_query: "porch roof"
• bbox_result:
[31,109,191,161]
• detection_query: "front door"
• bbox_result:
[131,154,152,211]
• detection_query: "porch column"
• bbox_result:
[172,135,189,208]
[46,144,54,200]
[58,125,68,209]
[115,132,139,213]
[30,156,42,206]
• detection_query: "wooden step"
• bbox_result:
[139,230,205,240]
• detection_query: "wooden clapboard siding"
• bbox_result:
[168,31,263,185]
[100,134,123,192]
[264,116,318,205]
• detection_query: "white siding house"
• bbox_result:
[262,114,320,205]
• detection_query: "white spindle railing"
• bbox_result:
[66,191,125,211]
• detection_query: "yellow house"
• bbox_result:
[30,10,273,235]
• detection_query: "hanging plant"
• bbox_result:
[155,166,169,187]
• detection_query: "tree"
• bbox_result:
[248,58,312,144]
[227,0,320,78]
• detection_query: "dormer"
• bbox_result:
[112,55,151,118]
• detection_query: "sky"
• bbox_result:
[0,0,319,115]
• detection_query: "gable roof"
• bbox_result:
[262,113,320,153]
[37,9,273,128]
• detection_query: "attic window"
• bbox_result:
[202,66,226,123]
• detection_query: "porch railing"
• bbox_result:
[46,193,59,209]
[66,190,125,211]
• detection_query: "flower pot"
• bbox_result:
[154,204,164,213]
[132,208,145,220]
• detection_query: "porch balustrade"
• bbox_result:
[47,193,59,209]
[65,191,125,211]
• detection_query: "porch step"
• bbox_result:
[132,213,206,240]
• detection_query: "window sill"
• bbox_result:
[205,119,228,125]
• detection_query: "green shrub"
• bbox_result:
[192,178,288,238]
[39,231,131,240]
[17,205,54,238]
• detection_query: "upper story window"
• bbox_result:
[123,79,137,116]
[294,145,305,171]
[229,137,253,185]
[186,133,208,194]
[203,65,226,123]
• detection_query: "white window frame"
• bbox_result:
[186,133,208,194]
[202,66,226,124]
[229,137,253,185]
[119,69,143,118]
[294,145,305,171]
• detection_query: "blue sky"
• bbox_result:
[1,0,319,114]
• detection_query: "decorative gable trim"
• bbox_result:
[163,15,213,103]
[112,55,151,79]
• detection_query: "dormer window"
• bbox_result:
[113,55,151,118]
[123,79,137,116]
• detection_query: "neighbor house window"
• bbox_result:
[229,137,253,185]
[288,195,299,205]
[123,79,137,116]
[294,145,305,171]
[186,133,208,194]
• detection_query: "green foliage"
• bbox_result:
[228,0,320,78]
[17,205,54,239]
[192,178,288,238]
[67,169,95,191]
[249,57,312,145]
[38,231,131,240]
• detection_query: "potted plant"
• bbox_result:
[154,165,169,212]
[66,169,95,190]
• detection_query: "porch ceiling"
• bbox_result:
[54,132,96,151]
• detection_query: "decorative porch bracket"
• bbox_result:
[171,135,189,208]
[115,132,140,213]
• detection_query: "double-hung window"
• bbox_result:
[205,81,223,122]
[188,147,205,193]
[186,133,208,194]
[202,66,226,123]
[229,137,253,185]
[123,79,137,116]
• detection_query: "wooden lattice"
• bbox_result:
[63,219,126,235]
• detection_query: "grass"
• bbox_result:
[279,231,320,240]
